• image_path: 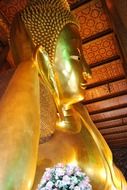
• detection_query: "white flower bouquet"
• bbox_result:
[37,163,92,190]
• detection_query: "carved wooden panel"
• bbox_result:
[84,79,127,101]
[86,59,125,86]
[109,78,127,93]
[85,84,110,100]
[86,95,127,113]
[83,33,119,65]
[91,107,127,122]
[73,0,111,39]
[104,132,127,140]
[108,138,127,148]
[95,118,127,129]
[100,125,127,135]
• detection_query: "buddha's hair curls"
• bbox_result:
[20,0,78,64]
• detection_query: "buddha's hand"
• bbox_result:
[10,14,36,65]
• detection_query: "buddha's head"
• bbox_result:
[54,23,91,106]
[20,0,91,106]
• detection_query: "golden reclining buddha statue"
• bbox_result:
[0,0,126,189]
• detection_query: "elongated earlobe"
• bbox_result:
[33,46,60,110]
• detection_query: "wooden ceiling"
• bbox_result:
[0,0,127,149]
[68,0,127,148]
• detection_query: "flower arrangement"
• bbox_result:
[37,163,92,190]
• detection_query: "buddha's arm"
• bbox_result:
[0,18,40,190]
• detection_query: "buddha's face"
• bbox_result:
[54,24,91,105]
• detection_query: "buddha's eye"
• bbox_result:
[70,55,80,61]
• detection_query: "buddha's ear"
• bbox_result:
[32,45,41,62]
[33,46,60,103]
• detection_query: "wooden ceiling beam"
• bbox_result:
[98,124,127,130]
[84,77,127,101]
[104,132,127,140]
[94,114,127,123]
[89,102,127,115]
[89,55,120,69]
[91,105,127,122]
[89,103,127,115]
[100,125,127,135]
[84,79,127,104]
[107,137,127,144]
[83,88,127,105]
[82,29,113,45]
[98,124,126,130]
[97,117,127,129]
[86,75,125,90]
[109,142,127,148]
[85,59,125,92]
